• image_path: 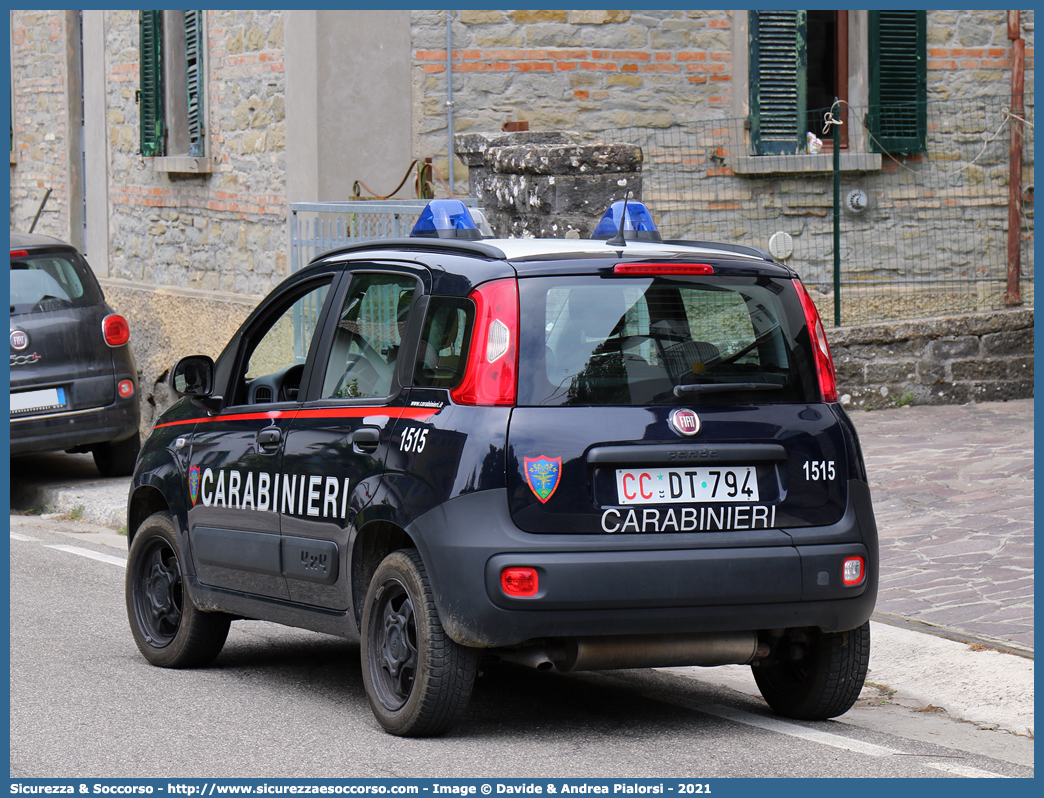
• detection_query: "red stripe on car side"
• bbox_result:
[154,405,440,429]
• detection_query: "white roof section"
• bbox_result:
[482,237,766,261]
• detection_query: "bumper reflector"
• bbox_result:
[501,567,539,597]
[118,380,135,399]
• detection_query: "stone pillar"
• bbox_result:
[454,131,642,238]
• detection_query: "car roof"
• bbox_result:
[10,232,76,250]
[315,236,783,270]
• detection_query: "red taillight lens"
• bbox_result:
[614,263,714,276]
[102,314,130,347]
[11,250,29,258]
[501,567,539,597]
[794,280,838,402]
[450,278,518,406]
[842,556,865,586]
[118,380,135,398]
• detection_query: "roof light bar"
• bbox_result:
[592,200,662,242]
[614,263,714,276]
[411,199,483,240]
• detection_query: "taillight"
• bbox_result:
[613,263,714,276]
[102,314,130,347]
[451,279,518,406]
[842,556,865,586]
[794,280,838,402]
[10,250,29,258]
[118,380,135,398]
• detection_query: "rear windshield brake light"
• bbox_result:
[10,250,29,258]
[614,263,714,276]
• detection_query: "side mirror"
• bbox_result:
[171,355,222,412]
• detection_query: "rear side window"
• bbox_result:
[517,275,817,406]
[9,252,101,314]
[412,297,474,390]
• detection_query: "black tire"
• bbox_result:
[94,433,140,477]
[360,549,479,737]
[126,512,231,668]
[752,622,870,720]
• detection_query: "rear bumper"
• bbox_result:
[409,482,879,648]
[10,400,139,455]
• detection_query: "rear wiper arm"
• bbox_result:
[673,382,783,397]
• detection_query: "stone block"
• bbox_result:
[981,328,1033,356]
[460,10,504,25]
[929,336,980,359]
[949,359,1010,381]
[1007,357,1033,380]
[488,142,642,176]
[865,361,918,383]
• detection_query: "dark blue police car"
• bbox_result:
[126,200,877,736]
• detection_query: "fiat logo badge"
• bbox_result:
[10,330,29,351]
[669,408,701,437]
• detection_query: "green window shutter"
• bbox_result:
[184,10,205,157]
[139,10,165,157]
[869,10,927,153]
[750,10,807,155]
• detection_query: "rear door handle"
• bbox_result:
[257,426,282,452]
[352,426,381,453]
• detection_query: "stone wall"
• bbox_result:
[411,9,733,196]
[9,10,75,240]
[455,131,642,237]
[830,308,1034,408]
[103,10,288,297]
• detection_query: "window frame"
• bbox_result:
[138,9,211,172]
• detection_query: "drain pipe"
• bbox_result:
[446,10,455,193]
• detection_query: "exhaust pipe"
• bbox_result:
[497,631,769,673]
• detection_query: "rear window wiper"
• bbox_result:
[673,382,783,397]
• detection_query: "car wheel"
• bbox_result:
[93,433,140,477]
[126,512,231,668]
[752,622,870,720]
[360,549,479,737]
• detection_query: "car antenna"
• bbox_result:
[606,197,628,247]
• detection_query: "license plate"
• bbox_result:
[10,387,67,415]
[615,466,759,504]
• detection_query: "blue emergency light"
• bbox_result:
[411,200,483,240]
[592,200,662,242]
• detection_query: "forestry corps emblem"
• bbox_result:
[524,456,562,504]
[188,465,201,506]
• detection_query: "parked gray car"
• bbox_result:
[10,233,140,476]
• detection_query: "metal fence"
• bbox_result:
[597,96,1034,326]
[288,198,480,273]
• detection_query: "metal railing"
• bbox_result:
[288,198,480,272]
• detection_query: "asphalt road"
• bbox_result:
[9,515,1033,780]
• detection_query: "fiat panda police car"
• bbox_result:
[126,199,878,737]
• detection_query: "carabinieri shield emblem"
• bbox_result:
[188,465,201,506]
[524,456,562,504]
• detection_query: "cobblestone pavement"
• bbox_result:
[851,399,1034,651]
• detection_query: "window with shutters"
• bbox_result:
[138,10,210,171]
[748,9,925,157]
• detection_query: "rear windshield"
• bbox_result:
[517,274,818,406]
[10,251,101,315]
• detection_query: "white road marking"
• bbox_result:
[10,532,41,542]
[697,704,1009,777]
[697,704,896,757]
[45,544,127,568]
[924,762,1011,779]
